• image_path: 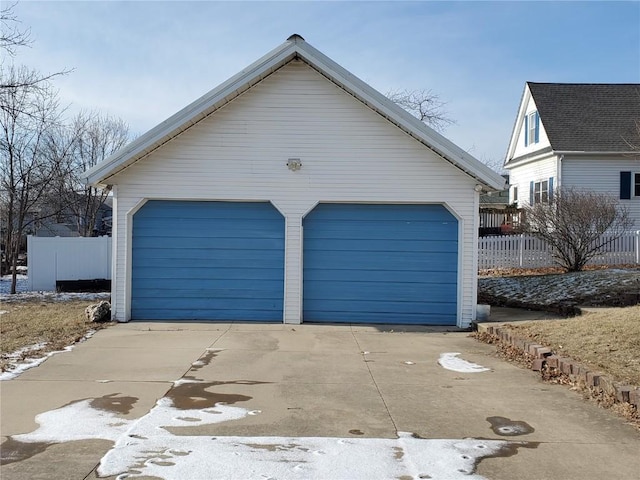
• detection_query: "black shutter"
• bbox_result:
[620,171,632,199]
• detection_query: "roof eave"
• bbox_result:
[86,36,506,191]
[293,41,506,191]
[553,150,640,156]
[85,41,300,186]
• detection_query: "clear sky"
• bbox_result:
[10,0,640,168]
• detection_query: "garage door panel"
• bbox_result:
[133,296,282,309]
[134,221,284,239]
[134,237,284,250]
[307,310,456,323]
[133,257,282,270]
[304,299,456,315]
[133,248,284,263]
[304,238,458,253]
[137,201,279,219]
[303,203,457,325]
[132,308,279,322]
[304,252,458,271]
[306,204,455,221]
[133,279,284,294]
[304,269,458,283]
[132,200,284,321]
[303,281,457,301]
[133,267,282,281]
[306,225,457,241]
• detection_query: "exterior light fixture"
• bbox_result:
[287,158,302,171]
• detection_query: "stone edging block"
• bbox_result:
[478,324,639,411]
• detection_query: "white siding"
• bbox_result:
[507,154,558,206]
[109,61,479,327]
[511,94,551,160]
[562,155,640,226]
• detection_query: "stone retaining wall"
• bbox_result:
[477,323,640,411]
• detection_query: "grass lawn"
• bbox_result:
[506,305,640,386]
[0,300,111,372]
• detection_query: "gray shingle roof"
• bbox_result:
[528,82,640,152]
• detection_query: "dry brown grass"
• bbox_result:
[0,300,111,372]
[507,305,640,386]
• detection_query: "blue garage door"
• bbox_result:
[303,204,458,325]
[132,201,284,321]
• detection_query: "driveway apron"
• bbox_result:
[1,322,638,480]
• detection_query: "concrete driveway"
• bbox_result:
[1,321,638,479]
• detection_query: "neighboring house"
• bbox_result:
[479,174,510,209]
[479,175,520,236]
[84,34,505,327]
[504,82,640,227]
[30,194,113,238]
[33,222,80,238]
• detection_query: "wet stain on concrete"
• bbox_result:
[486,416,535,436]
[349,429,364,435]
[149,460,176,466]
[189,350,219,372]
[244,443,302,452]
[166,380,269,410]
[0,438,52,466]
[393,446,405,460]
[475,440,539,467]
[90,394,138,415]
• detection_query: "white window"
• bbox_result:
[525,111,539,146]
[533,180,549,204]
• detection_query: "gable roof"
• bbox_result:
[84,34,505,191]
[528,82,640,152]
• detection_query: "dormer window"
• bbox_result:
[524,111,539,146]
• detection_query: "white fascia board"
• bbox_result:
[295,41,506,191]
[504,84,531,165]
[85,36,505,191]
[84,41,300,186]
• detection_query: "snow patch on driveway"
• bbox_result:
[438,353,490,373]
[100,433,516,480]
[5,384,529,480]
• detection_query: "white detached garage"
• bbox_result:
[85,34,505,327]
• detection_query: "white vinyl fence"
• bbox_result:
[478,231,640,270]
[27,236,112,291]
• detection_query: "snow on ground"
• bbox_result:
[0,332,96,381]
[8,378,525,480]
[478,268,640,306]
[0,274,110,302]
[0,274,29,294]
[438,353,491,373]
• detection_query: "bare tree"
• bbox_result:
[521,188,634,272]
[0,65,63,292]
[0,2,30,56]
[1,2,70,92]
[387,89,454,132]
[59,112,130,236]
